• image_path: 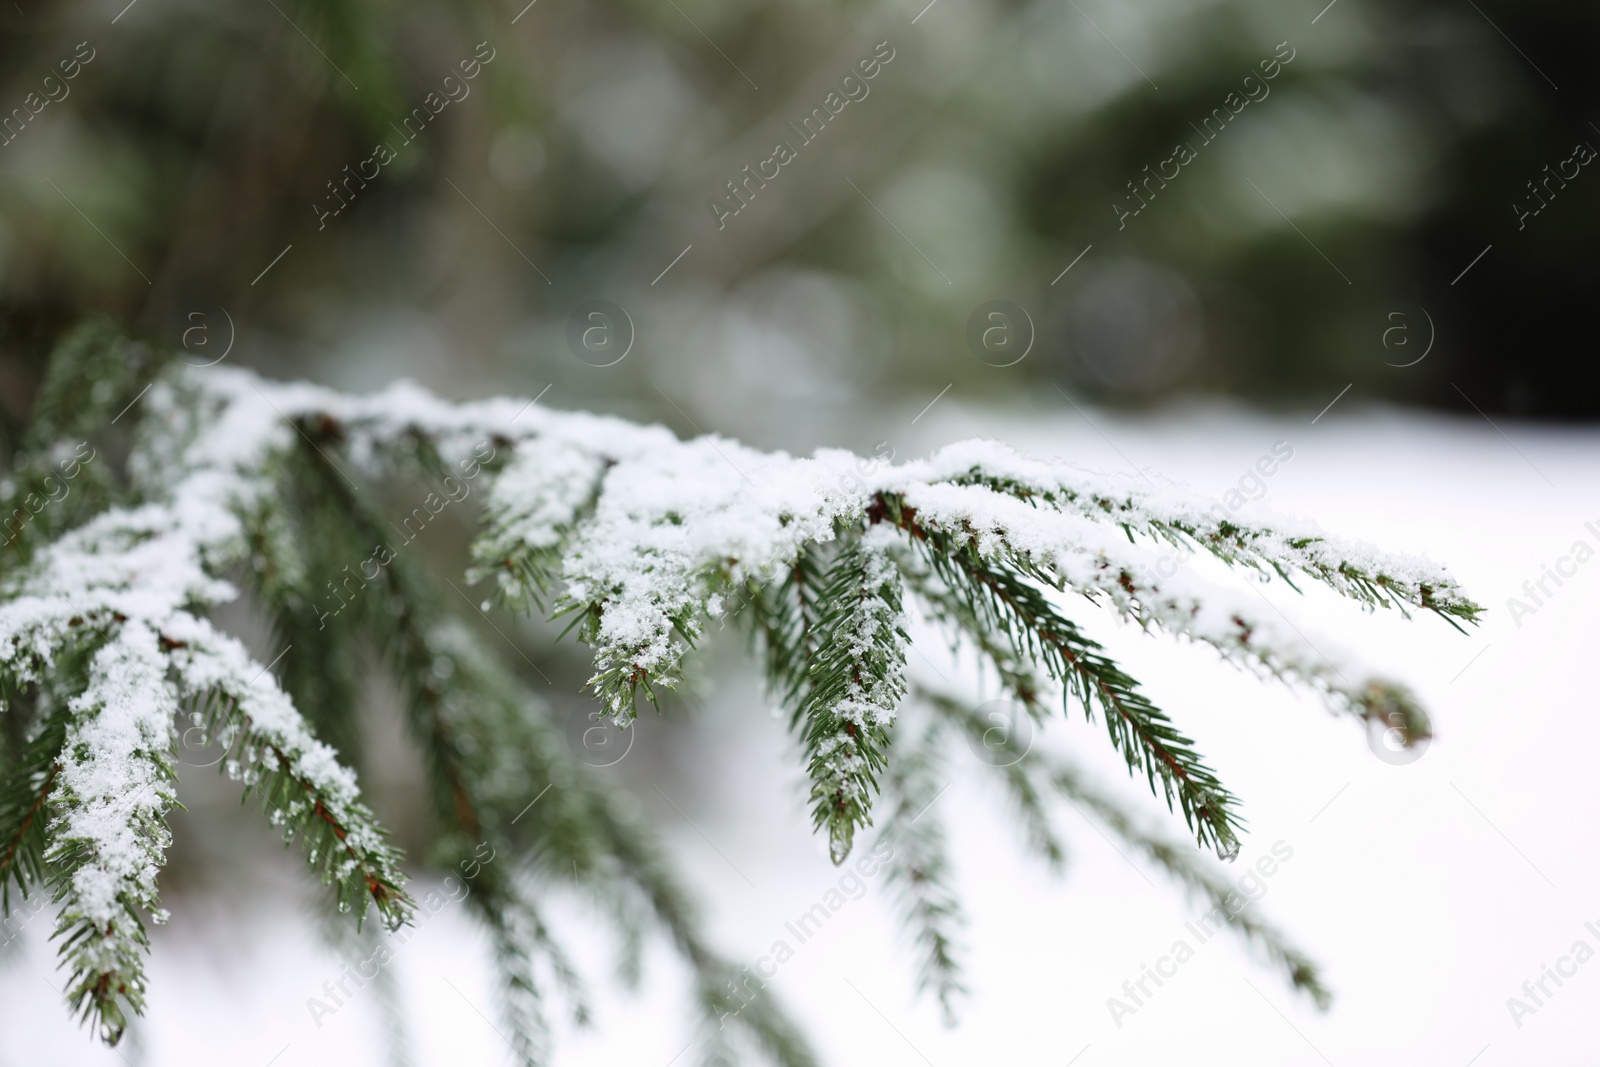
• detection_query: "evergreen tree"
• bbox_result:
[0,322,1480,1062]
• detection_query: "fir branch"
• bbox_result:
[919,685,1327,1006]
[0,700,68,911]
[877,712,967,1021]
[783,548,825,704]
[17,319,154,450]
[384,617,601,1049]
[913,688,1065,870]
[435,623,819,1063]
[881,482,1435,760]
[514,887,592,1028]
[279,433,813,1062]
[744,545,826,717]
[876,494,1244,859]
[246,443,369,763]
[473,886,556,1067]
[0,321,139,569]
[394,616,591,1061]
[0,346,1478,1061]
[696,961,820,1067]
[1048,762,1330,1006]
[263,604,366,766]
[45,623,178,1046]
[0,640,94,912]
[276,428,493,844]
[161,615,410,929]
[895,546,1048,716]
[796,531,909,864]
[554,774,821,1066]
[265,438,591,1057]
[922,442,1482,626]
[538,436,858,723]
[469,437,608,611]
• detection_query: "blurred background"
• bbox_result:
[1,0,1598,451]
[2,0,1598,1063]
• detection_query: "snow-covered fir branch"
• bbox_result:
[795,531,909,863]
[0,328,1480,1060]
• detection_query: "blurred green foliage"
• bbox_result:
[1,0,1595,462]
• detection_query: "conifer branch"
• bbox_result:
[160,614,411,928]
[878,480,1441,759]
[874,493,1244,858]
[911,689,1065,869]
[45,623,178,1046]
[920,442,1481,626]
[797,531,909,863]
[469,437,608,611]
[275,429,815,1061]
[695,960,821,1067]
[877,713,967,1020]
[1048,761,1330,1006]
[920,686,1328,1006]
[473,886,557,1066]
[0,341,1479,1059]
[0,319,149,571]
[0,762,57,899]
[0,678,75,911]
[746,547,825,711]
[250,435,583,1061]
[274,430,494,843]
[895,547,1048,716]
[247,443,367,761]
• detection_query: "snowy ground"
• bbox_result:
[4,401,1597,1067]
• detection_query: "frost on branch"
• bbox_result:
[0,368,410,1045]
[469,436,608,608]
[47,623,177,1044]
[454,384,1472,863]
[1,331,1480,1056]
[796,531,909,863]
